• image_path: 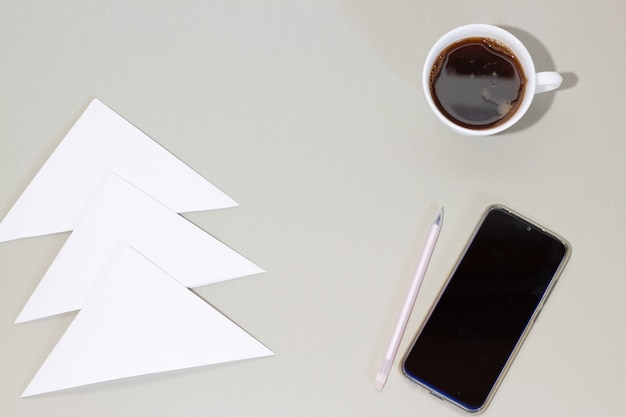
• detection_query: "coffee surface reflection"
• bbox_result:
[429,37,526,130]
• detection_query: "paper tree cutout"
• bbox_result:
[0,99,236,243]
[2,99,272,396]
[22,246,274,397]
[15,173,264,323]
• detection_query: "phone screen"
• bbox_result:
[402,205,570,413]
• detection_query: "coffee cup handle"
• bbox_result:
[535,71,563,94]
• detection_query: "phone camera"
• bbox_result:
[526,226,532,232]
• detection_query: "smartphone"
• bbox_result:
[402,204,571,413]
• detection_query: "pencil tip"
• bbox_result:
[435,208,444,225]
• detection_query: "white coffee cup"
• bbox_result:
[423,24,562,136]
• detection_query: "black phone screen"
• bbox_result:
[402,206,569,412]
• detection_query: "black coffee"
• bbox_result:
[429,37,526,130]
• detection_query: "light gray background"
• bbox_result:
[1,1,624,416]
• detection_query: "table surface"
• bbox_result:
[1,1,624,416]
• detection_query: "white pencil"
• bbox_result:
[375,208,443,391]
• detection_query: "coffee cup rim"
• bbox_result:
[423,24,537,136]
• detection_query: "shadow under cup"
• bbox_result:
[423,24,540,136]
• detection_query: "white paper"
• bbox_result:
[16,173,263,323]
[0,99,236,243]
[22,246,274,397]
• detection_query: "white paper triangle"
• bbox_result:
[22,246,273,397]
[16,173,263,323]
[0,99,236,243]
